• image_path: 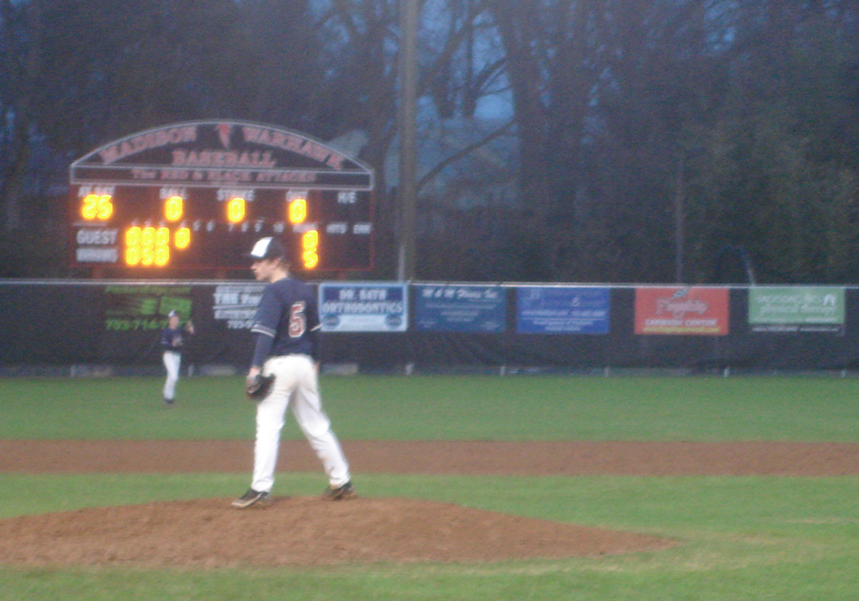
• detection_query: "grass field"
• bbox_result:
[1,374,858,600]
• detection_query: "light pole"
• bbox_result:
[397,0,418,281]
[674,151,685,283]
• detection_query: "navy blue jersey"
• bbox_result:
[160,327,186,352]
[250,277,319,366]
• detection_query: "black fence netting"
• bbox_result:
[1,281,856,374]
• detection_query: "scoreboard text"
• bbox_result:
[70,121,374,273]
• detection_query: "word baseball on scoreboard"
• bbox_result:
[70,121,374,273]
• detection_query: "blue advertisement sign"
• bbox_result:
[319,283,408,332]
[517,286,610,334]
[414,285,506,333]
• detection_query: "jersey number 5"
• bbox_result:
[288,301,306,338]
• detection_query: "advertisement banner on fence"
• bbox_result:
[103,284,193,332]
[516,286,610,334]
[414,285,506,333]
[635,287,729,335]
[748,287,845,334]
[319,283,408,332]
[211,283,266,330]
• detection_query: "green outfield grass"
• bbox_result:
[1,374,858,600]
[1,374,859,441]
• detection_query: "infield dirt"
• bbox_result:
[1,440,857,568]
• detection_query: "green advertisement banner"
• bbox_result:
[104,285,193,331]
[748,287,845,333]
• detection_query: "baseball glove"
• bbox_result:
[245,374,275,400]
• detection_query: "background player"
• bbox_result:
[232,236,354,509]
[160,309,194,406]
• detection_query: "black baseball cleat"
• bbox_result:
[322,481,356,501]
[162,397,175,406]
[232,488,272,509]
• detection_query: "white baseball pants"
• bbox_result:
[162,351,181,400]
[252,354,351,493]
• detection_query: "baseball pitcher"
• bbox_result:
[232,236,354,509]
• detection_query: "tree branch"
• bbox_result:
[416,118,515,193]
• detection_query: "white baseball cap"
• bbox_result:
[248,237,286,260]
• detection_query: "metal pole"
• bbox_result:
[397,0,418,281]
[674,151,685,283]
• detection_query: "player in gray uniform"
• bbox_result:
[232,236,354,508]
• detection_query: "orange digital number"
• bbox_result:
[164,196,184,221]
[288,198,307,224]
[124,226,170,267]
[155,246,169,266]
[175,227,191,249]
[81,194,113,220]
[302,229,319,269]
[227,197,246,223]
[125,227,141,266]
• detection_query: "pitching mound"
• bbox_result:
[5,439,849,569]
[0,496,673,568]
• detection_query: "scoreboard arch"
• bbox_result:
[70,120,374,275]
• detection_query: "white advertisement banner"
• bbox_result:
[319,283,408,332]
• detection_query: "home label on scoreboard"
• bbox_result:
[69,120,374,273]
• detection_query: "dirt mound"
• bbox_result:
[0,496,673,568]
[4,439,853,569]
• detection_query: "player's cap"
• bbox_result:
[168,310,179,318]
[248,237,286,261]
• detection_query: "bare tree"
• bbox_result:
[0,0,41,233]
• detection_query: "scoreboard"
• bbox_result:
[70,121,374,274]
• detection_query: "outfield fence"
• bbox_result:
[1,280,855,376]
